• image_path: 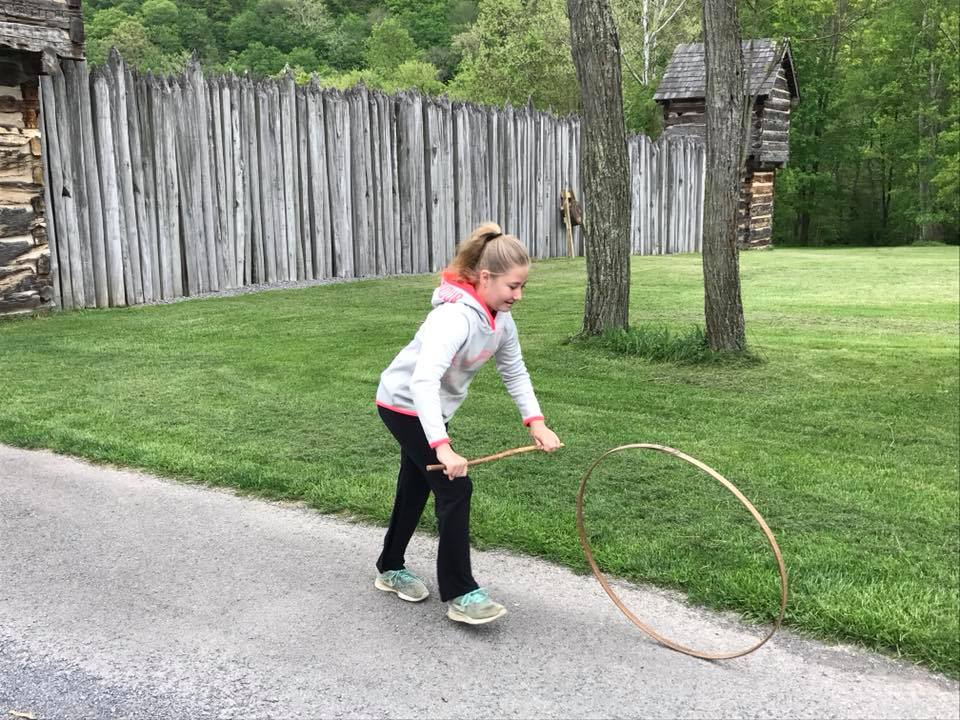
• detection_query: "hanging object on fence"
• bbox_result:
[428,440,788,660]
[560,188,582,257]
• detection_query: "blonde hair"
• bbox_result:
[446,222,530,285]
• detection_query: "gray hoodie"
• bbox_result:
[376,272,544,448]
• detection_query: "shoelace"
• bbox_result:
[385,569,419,587]
[456,588,489,606]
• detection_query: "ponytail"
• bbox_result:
[446,222,530,284]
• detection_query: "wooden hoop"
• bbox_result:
[576,443,788,660]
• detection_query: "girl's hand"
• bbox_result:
[528,421,562,452]
[434,444,469,480]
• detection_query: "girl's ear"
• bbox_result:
[478,269,491,285]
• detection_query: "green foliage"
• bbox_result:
[447,0,579,113]
[385,0,453,49]
[88,15,187,72]
[364,17,420,71]
[86,6,133,40]
[324,0,381,18]
[325,13,371,70]
[224,0,330,55]
[380,59,444,94]
[139,0,181,53]
[226,40,286,75]
[622,79,663,137]
[745,0,960,246]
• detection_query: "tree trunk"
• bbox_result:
[567,0,631,335]
[701,0,746,351]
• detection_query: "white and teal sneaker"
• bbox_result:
[446,588,507,625]
[375,568,430,602]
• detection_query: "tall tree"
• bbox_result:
[567,0,632,335]
[701,0,746,351]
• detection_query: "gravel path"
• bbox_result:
[1,444,957,719]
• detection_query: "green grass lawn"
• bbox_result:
[1,246,957,675]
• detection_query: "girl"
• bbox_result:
[374,222,562,625]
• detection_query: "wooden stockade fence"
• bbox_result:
[39,52,705,310]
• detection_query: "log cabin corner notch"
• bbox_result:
[1,0,84,314]
[654,38,799,249]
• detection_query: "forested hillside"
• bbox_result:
[81,0,958,245]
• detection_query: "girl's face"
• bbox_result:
[478,264,529,313]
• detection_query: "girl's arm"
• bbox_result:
[409,305,470,450]
[495,322,560,451]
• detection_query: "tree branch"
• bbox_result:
[620,49,646,87]
[938,21,959,53]
[653,0,689,36]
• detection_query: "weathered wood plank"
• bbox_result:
[279,73,298,281]
[0,22,76,58]
[255,83,275,282]
[348,86,372,276]
[209,77,228,289]
[423,97,438,270]
[49,60,86,307]
[452,102,471,247]
[149,76,172,299]
[60,59,96,307]
[267,82,287,281]
[194,64,219,292]
[427,95,455,270]
[108,52,144,305]
[438,96,455,269]
[239,77,255,285]
[524,105,535,250]
[384,92,401,274]
[90,70,125,304]
[323,89,352,278]
[136,73,162,302]
[125,65,155,303]
[175,74,203,295]
[487,107,499,223]
[397,91,428,273]
[534,114,546,258]
[160,78,183,298]
[763,118,790,133]
[628,137,639,254]
[37,75,62,308]
[295,84,312,281]
[470,105,488,226]
[502,103,516,235]
[368,89,385,274]
[305,80,329,279]
[222,78,239,287]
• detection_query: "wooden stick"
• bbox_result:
[427,443,564,472]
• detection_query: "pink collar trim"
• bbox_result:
[440,272,496,329]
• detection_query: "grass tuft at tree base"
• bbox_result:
[574,323,764,365]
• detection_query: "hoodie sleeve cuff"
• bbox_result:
[429,438,450,449]
[523,415,545,426]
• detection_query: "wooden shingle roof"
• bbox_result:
[653,38,798,102]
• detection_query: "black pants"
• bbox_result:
[376,406,479,601]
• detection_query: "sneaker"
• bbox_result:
[375,568,429,602]
[446,588,507,625]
